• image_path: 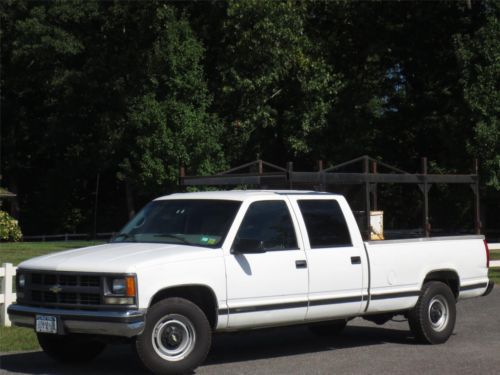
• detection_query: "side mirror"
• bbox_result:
[231,238,266,254]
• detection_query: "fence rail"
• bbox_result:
[22,232,115,242]
[1,244,500,327]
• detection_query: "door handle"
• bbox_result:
[295,260,307,269]
[351,256,361,265]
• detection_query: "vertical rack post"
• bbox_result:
[473,159,481,234]
[421,157,430,237]
[364,156,371,240]
[287,162,294,190]
[371,160,378,211]
[318,160,324,191]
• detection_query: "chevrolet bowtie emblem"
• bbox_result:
[49,285,62,294]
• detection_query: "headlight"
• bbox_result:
[18,274,26,289]
[105,276,136,305]
[112,278,126,295]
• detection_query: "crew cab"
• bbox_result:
[8,190,494,374]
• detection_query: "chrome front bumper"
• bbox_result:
[7,304,146,337]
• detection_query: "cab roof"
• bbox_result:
[155,190,338,201]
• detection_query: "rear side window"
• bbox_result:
[298,200,352,248]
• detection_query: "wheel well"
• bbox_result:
[423,270,460,299]
[149,285,218,329]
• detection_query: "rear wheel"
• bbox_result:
[308,319,347,336]
[408,281,456,344]
[37,333,106,363]
[136,297,212,374]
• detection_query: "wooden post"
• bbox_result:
[372,160,378,211]
[1,263,15,327]
[318,160,324,191]
[287,162,294,190]
[473,159,481,234]
[364,156,371,240]
[422,157,430,237]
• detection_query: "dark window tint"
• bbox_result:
[234,201,298,251]
[298,200,352,248]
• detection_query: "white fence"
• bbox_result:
[1,244,500,327]
[1,263,17,327]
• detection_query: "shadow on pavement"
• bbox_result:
[0,324,415,374]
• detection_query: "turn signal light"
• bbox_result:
[126,276,136,297]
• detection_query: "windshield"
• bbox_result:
[112,199,241,247]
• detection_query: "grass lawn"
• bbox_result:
[490,250,500,261]
[0,240,104,265]
[489,268,500,285]
[0,326,39,352]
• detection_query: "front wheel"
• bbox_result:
[136,297,212,374]
[37,333,106,363]
[408,281,456,344]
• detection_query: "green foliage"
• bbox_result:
[456,2,500,189]
[215,0,341,162]
[0,211,22,241]
[114,5,225,193]
[1,0,499,235]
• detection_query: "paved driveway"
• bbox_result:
[1,288,499,375]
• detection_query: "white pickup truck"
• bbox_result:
[9,190,494,374]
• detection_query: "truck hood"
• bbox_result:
[18,242,220,273]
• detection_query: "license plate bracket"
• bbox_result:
[35,315,58,334]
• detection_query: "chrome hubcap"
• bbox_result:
[152,314,196,361]
[428,296,449,332]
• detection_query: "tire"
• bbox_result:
[408,281,456,344]
[136,297,212,375]
[37,333,106,363]
[308,319,347,336]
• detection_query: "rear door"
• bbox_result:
[289,196,365,320]
[224,198,309,328]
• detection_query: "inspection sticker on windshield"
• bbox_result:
[36,315,57,334]
[200,236,217,245]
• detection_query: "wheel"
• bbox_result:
[136,297,212,374]
[37,333,106,363]
[308,319,347,336]
[408,281,456,344]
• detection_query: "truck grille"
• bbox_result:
[20,272,102,308]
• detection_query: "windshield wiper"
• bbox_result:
[112,232,136,242]
[153,233,191,245]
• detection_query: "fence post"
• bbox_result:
[1,263,15,327]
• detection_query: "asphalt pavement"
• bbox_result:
[1,288,499,375]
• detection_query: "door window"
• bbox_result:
[298,200,352,248]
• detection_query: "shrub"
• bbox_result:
[0,210,22,241]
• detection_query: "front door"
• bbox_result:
[224,199,309,328]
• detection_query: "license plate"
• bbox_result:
[35,315,57,334]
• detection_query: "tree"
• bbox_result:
[209,0,342,164]
[456,1,500,189]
